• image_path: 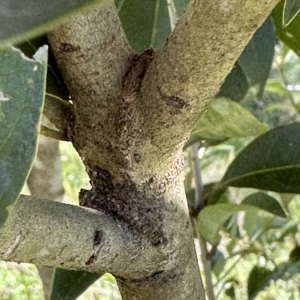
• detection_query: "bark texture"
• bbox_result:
[0,0,280,299]
[27,118,65,300]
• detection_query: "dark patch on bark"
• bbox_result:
[79,166,167,246]
[117,269,182,285]
[58,43,81,52]
[158,87,189,114]
[85,230,103,265]
[164,96,187,110]
[93,230,103,246]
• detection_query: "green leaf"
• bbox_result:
[198,203,263,246]
[0,46,47,227]
[0,0,104,47]
[273,0,300,57]
[238,17,275,98]
[243,210,261,238]
[173,0,190,17]
[247,266,273,300]
[265,78,287,95]
[220,123,300,193]
[16,36,69,100]
[50,269,102,300]
[217,63,249,102]
[242,192,286,218]
[116,0,171,53]
[198,197,286,246]
[283,0,300,27]
[186,98,268,147]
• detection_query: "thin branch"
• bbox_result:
[43,94,72,132]
[135,0,280,175]
[40,125,69,141]
[191,144,215,300]
[190,143,205,216]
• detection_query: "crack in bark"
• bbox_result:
[122,49,154,103]
[85,230,103,265]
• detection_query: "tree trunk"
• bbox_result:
[45,0,280,299]
[0,0,280,299]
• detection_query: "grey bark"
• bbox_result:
[27,118,65,300]
[0,0,280,299]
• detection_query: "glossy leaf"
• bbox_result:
[273,0,300,57]
[283,0,300,27]
[186,98,268,147]
[242,192,286,218]
[116,0,171,53]
[0,0,104,47]
[238,17,275,98]
[220,123,300,193]
[50,269,102,300]
[217,62,249,102]
[0,46,47,227]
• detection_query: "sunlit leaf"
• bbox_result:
[0,0,104,47]
[0,46,47,227]
[116,0,171,53]
[238,17,275,98]
[50,269,102,300]
[265,79,287,95]
[198,203,276,246]
[186,98,268,147]
[220,123,300,193]
[283,0,300,27]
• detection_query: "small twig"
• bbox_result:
[192,144,205,209]
[191,143,215,300]
[43,94,72,132]
[40,125,69,141]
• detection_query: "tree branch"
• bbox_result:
[0,195,168,277]
[48,0,135,176]
[133,0,280,175]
